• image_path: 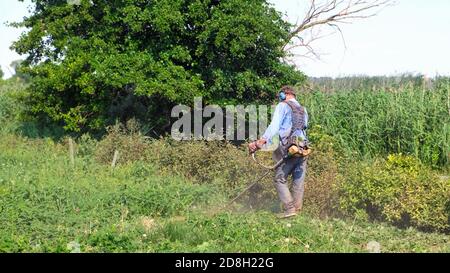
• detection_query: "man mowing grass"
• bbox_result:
[249,86,309,219]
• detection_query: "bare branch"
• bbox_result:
[282,0,395,59]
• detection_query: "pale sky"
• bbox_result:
[271,0,450,77]
[1,0,450,78]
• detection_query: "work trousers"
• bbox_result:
[273,156,308,211]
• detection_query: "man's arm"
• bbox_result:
[262,103,286,143]
[249,103,286,153]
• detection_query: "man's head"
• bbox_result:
[279,85,296,101]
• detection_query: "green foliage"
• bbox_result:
[0,78,64,138]
[339,154,450,232]
[9,60,31,82]
[0,134,210,252]
[0,78,28,134]
[94,119,150,164]
[1,133,449,253]
[2,75,450,251]
[11,0,304,133]
[300,81,450,167]
[309,74,433,92]
[146,138,255,192]
[93,124,449,232]
[93,119,263,183]
[302,126,342,218]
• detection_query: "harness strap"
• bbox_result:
[282,100,306,138]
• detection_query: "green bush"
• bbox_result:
[0,80,25,134]
[339,154,450,232]
[90,123,349,216]
[143,130,344,215]
[95,120,150,164]
[303,126,342,218]
[146,139,254,188]
[0,79,65,139]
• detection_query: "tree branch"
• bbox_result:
[282,0,395,59]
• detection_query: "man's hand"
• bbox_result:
[248,139,267,154]
[248,142,258,154]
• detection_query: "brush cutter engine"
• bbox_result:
[285,136,312,158]
[251,139,312,171]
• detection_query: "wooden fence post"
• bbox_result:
[111,150,119,169]
[68,138,75,166]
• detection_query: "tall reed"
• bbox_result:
[301,78,450,168]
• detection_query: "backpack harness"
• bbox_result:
[279,100,311,158]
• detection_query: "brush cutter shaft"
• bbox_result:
[226,153,286,207]
[226,168,273,207]
[251,153,285,170]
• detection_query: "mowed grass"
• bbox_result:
[0,134,448,253]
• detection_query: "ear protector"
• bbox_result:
[279,91,287,101]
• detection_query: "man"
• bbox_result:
[249,86,309,219]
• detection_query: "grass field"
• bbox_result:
[0,77,449,253]
[0,133,448,253]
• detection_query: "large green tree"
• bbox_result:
[10,60,31,82]
[12,0,304,132]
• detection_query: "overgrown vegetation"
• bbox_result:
[10,114,446,233]
[339,155,450,232]
[0,133,449,253]
[309,74,437,92]
[0,79,64,139]
[1,0,448,253]
[1,76,449,252]
[301,77,450,168]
